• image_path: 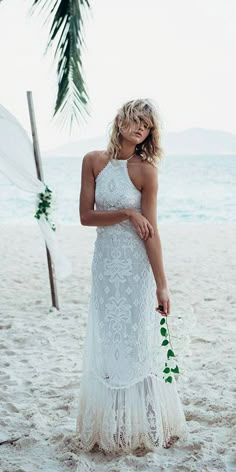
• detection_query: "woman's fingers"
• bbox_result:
[143,224,149,239]
[136,220,154,240]
[144,222,154,240]
[142,223,153,240]
[137,224,146,239]
[138,226,144,239]
[131,214,154,240]
[156,299,171,316]
[143,225,149,240]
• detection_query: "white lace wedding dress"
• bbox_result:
[75,156,190,452]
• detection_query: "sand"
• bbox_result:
[0,222,235,472]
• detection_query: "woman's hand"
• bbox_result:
[128,210,154,240]
[155,287,171,316]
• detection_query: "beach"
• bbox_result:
[0,222,235,472]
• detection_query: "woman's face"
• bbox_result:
[120,118,151,146]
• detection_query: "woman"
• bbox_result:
[76,98,189,453]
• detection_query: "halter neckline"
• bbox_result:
[114,153,136,162]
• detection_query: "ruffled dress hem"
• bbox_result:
[75,372,190,454]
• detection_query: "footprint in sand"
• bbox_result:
[0,322,12,330]
[0,373,11,381]
[0,343,7,350]
[6,402,20,413]
[5,350,16,356]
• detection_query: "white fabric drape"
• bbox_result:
[0,104,72,280]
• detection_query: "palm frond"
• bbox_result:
[30,0,90,130]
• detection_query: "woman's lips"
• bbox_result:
[134,131,142,137]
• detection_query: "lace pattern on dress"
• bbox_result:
[75,158,190,452]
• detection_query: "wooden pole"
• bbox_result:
[26,91,59,311]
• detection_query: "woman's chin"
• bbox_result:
[124,136,142,146]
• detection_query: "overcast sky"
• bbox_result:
[0,0,235,150]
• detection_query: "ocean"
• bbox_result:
[0,154,235,224]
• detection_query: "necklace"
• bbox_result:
[117,152,136,161]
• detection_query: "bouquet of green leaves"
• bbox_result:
[159,311,180,383]
[34,185,56,231]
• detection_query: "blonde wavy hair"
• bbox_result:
[107,98,164,167]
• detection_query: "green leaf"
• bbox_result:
[165,376,173,383]
[163,367,170,374]
[171,366,180,374]
[161,339,169,346]
[167,349,175,358]
[160,317,166,325]
[29,0,90,129]
[160,327,167,337]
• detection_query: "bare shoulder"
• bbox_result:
[82,149,107,163]
[140,160,158,190]
[82,150,108,178]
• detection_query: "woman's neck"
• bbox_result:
[118,139,136,160]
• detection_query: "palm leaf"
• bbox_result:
[30,0,90,130]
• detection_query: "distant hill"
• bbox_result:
[43,127,236,158]
[165,128,236,155]
[44,135,108,159]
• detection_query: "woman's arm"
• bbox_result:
[79,152,132,226]
[141,164,168,289]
